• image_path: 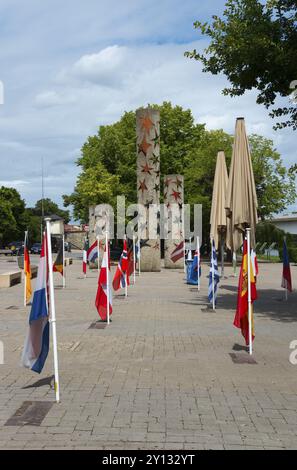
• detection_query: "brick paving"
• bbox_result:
[0,258,297,450]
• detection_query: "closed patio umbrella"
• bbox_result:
[225,118,258,251]
[226,117,258,355]
[210,151,229,277]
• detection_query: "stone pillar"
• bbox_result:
[164,175,184,269]
[136,108,161,272]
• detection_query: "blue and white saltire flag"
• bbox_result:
[208,239,220,305]
[21,233,50,374]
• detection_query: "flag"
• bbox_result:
[95,242,112,320]
[21,233,49,373]
[187,249,201,285]
[282,239,292,292]
[24,231,32,304]
[83,238,89,275]
[233,239,257,345]
[208,239,220,305]
[127,239,135,280]
[112,240,129,291]
[87,240,98,263]
[170,240,184,263]
[53,238,63,276]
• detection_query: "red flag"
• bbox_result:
[95,243,112,320]
[282,239,292,292]
[112,239,129,291]
[233,240,257,345]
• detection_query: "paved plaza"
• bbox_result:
[0,257,297,450]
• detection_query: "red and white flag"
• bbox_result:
[95,242,112,321]
[112,239,129,291]
[170,240,184,263]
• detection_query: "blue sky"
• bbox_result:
[0,0,296,216]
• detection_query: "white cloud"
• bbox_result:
[0,0,295,213]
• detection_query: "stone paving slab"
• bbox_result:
[0,260,296,450]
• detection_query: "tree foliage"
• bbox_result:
[185,0,297,129]
[64,102,296,242]
[0,188,70,246]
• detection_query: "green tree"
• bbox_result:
[63,102,205,222]
[249,134,296,218]
[185,0,297,129]
[64,102,296,241]
[0,186,27,244]
[31,198,70,223]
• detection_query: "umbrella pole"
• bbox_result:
[247,228,253,355]
[211,237,215,311]
[221,235,224,278]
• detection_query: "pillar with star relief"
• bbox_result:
[136,107,161,272]
[164,175,184,268]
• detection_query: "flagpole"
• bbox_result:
[197,235,200,292]
[133,235,136,285]
[84,237,87,279]
[211,238,215,311]
[24,231,27,306]
[125,235,128,298]
[137,235,141,276]
[284,236,288,301]
[62,234,66,289]
[182,206,186,273]
[233,251,237,277]
[105,231,110,325]
[97,236,100,273]
[45,218,60,403]
[247,228,253,355]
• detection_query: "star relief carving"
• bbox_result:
[171,189,181,202]
[138,179,148,193]
[140,114,154,134]
[141,161,154,175]
[138,135,152,156]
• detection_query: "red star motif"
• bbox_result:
[138,179,148,193]
[153,241,160,250]
[171,190,181,202]
[138,136,151,156]
[141,162,154,175]
[140,114,154,133]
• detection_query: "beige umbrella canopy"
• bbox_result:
[225,118,258,252]
[210,151,229,249]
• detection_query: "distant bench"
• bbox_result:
[0,265,38,288]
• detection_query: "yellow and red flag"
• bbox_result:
[24,231,32,305]
[233,239,257,345]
